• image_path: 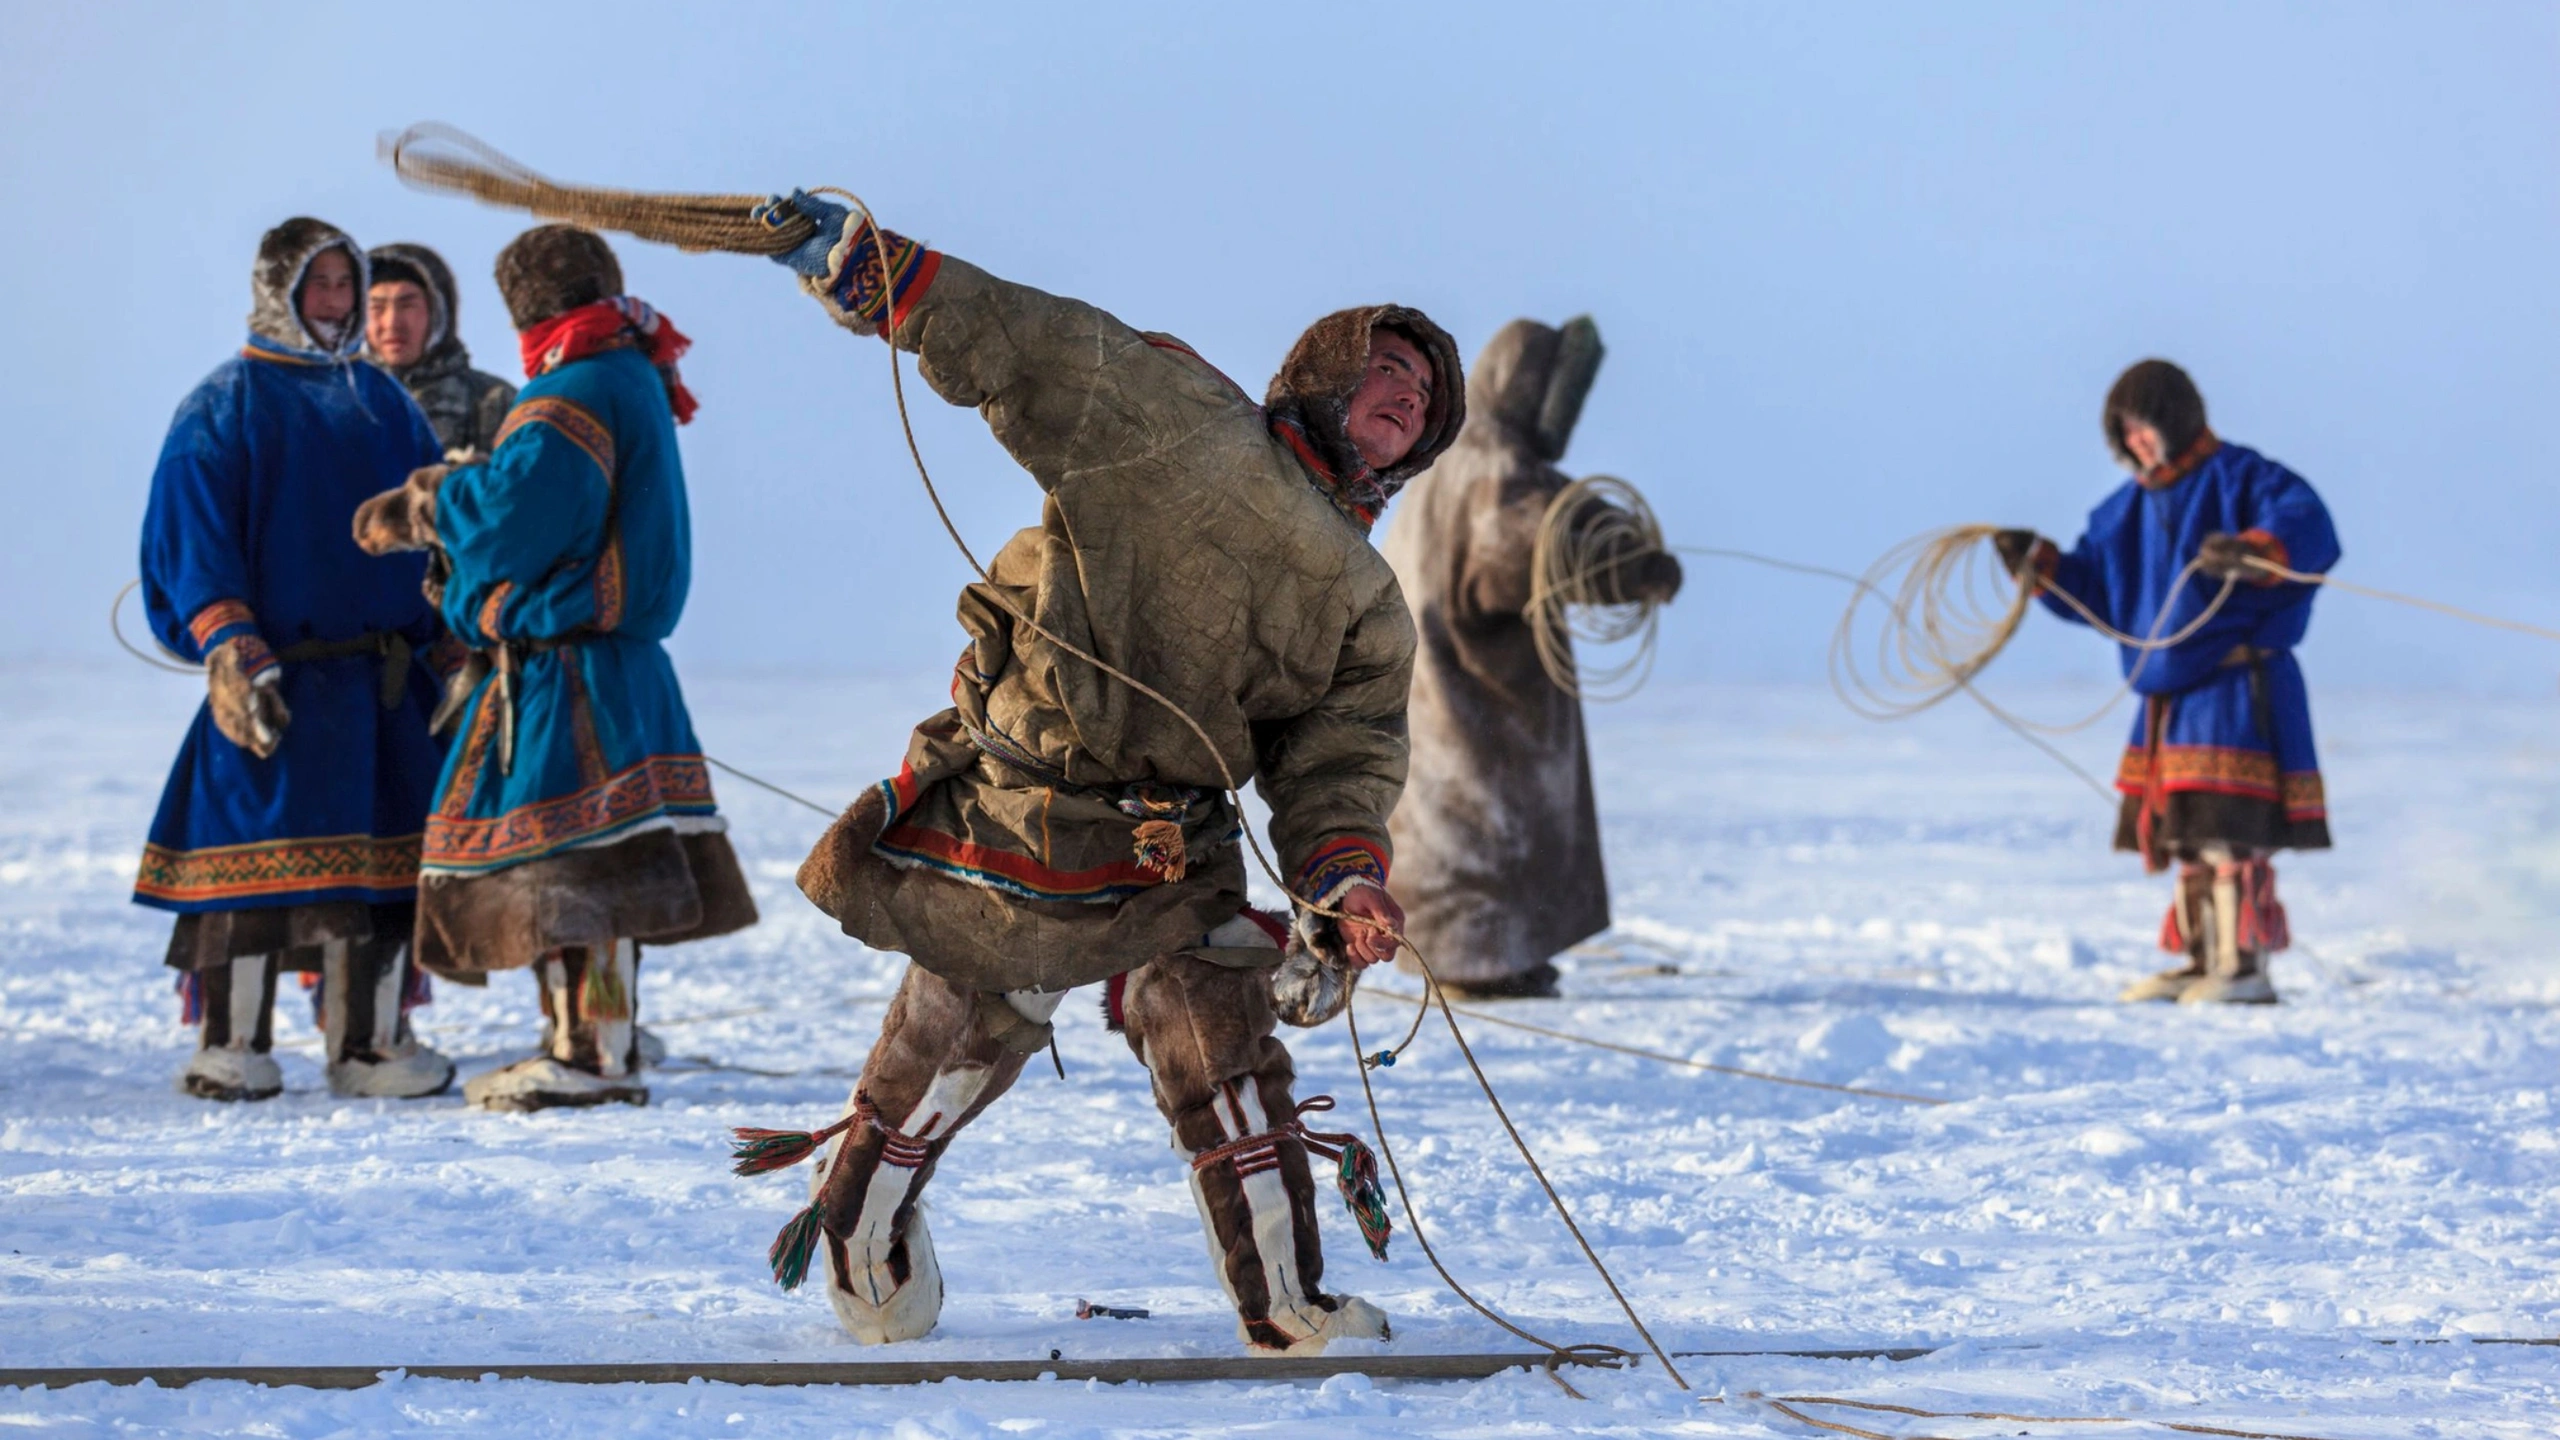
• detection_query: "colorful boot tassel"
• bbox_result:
[581,947,631,1021]
[1333,1133,1394,1262]
[767,1202,824,1291]
[730,1110,861,1176]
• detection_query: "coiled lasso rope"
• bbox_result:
[383,125,815,257]
[383,126,1686,1392]
[1526,475,1668,700]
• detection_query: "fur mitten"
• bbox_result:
[353,463,453,556]
[1274,883,1372,1028]
[208,638,290,758]
[2196,531,2275,582]
[1270,930,1359,1029]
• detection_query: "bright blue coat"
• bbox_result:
[135,336,448,913]
[421,345,716,876]
[2040,441,2340,824]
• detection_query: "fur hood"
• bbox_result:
[1263,304,1464,513]
[247,217,366,358]
[1462,315,1604,463]
[365,241,467,371]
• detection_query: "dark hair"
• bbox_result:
[493,224,624,330]
[367,254,430,295]
[2102,359,2208,466]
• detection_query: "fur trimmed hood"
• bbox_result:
[247,217,366,358]
[365,241,464,367]
[1263,304,1464,515]
[1464,316,1604,463]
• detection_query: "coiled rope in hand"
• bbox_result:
[382,125,814,257]
[381,126,1685,1392]
[1527,475,1667,701]
[1828,523,2234,734]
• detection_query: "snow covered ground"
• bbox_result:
[6,659,2560,1437]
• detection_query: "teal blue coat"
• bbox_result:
[422,345,716,875]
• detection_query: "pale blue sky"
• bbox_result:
[5,1,2555,691]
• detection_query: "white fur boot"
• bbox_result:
[321,939,454,1099]
[179,954,283,1102]
[815,1184,945,1345]
[1247,1292,1391,1356]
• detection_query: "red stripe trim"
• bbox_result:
[875,821,1162,900]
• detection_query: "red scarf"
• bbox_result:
[518,297,699,425]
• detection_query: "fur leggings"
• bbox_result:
[814,952,1334,1349]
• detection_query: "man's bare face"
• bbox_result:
[367,281,434,366]
[2120,420,2169,473]
[297,248,358,342]
[1345,330,1433,470]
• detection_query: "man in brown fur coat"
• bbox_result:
[756,191,1463,1355]
[1381,317,1679,999]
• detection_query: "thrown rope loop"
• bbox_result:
[383,124,813,257]
[1827,523,2236,734]
[1527,475,1668,701]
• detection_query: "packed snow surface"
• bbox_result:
[6,662,2559,1436]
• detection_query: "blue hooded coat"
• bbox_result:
[135,222,449,918]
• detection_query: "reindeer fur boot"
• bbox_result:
[1122,950,1390,1355]
[806,967,1044,1343]
[465,940,649,1111]
[180,953,284,1102]
[320,937,453,1099]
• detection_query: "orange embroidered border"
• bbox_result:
[494,395,616,479]
[136,832,421,905]
[2115,744,2326,820]
[436,680,505,819]
[476,581,514,643]
[423,754,716,871]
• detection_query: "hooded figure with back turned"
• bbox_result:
[1382,317,1681,999]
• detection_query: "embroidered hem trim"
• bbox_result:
[2114,743,2326,820]
[135,832,423,906]
[422,754,718,872]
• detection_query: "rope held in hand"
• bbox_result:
[1527,475,1668,701]
[372,129,1689,1390]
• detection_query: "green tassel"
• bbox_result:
[1335,1136,1393,1261]
[730,1127,821,1176]
[582,950,631,1021]
[768,1203,824,1291]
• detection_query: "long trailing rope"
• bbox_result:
[1709,1391,2348,1440]
[381,129,1686,1390]
[1527,475,1666,701]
